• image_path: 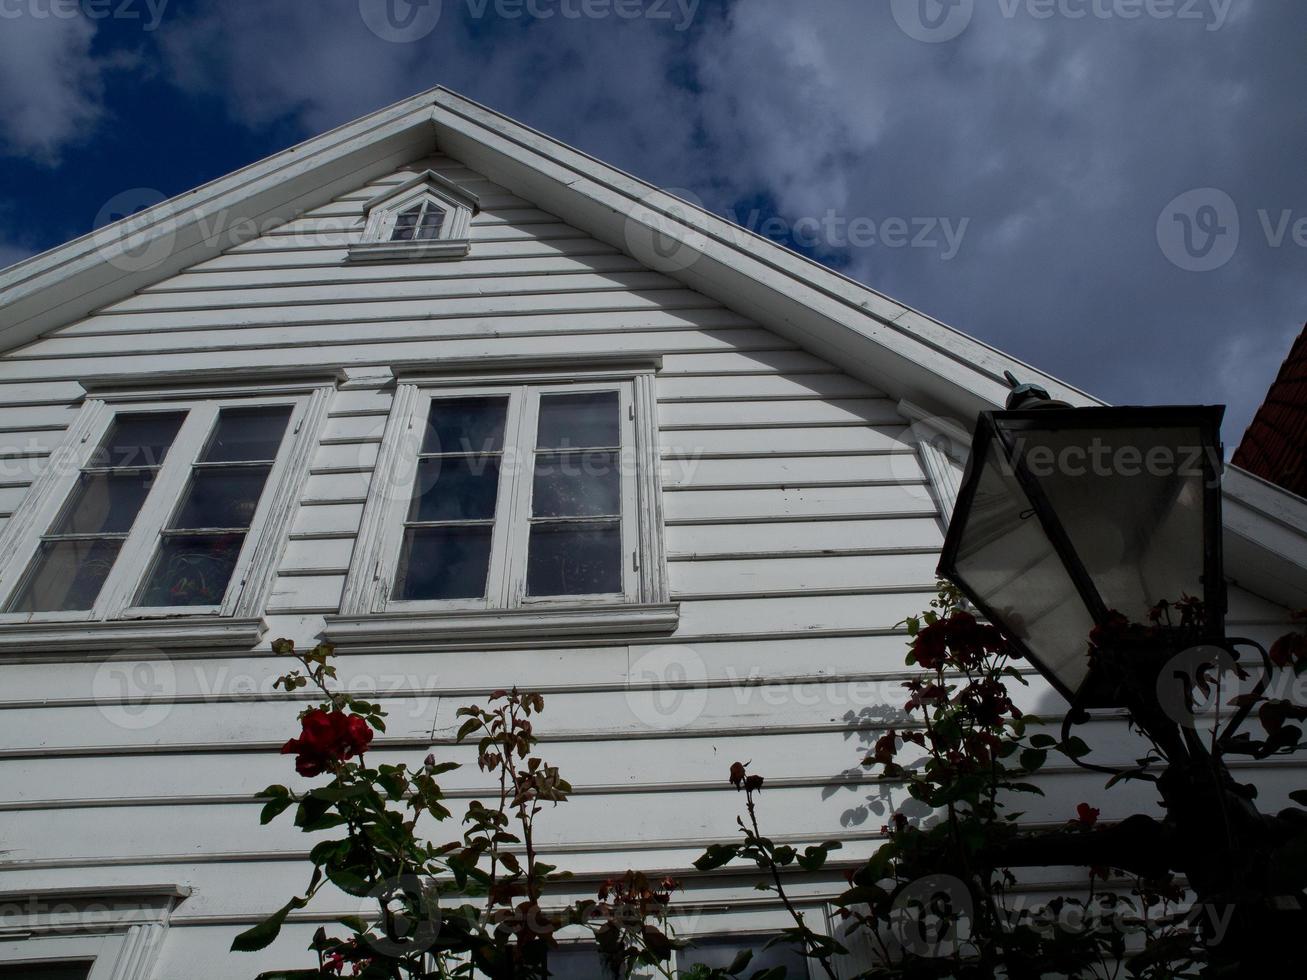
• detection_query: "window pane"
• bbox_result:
[8,538,122,612]
[416,205,445,240]
[202,406,292,463]
[5,962,94,980]
[527,523,621,596]
[169,466,271,530]
[51,471,154,535]
[421,397,508,454]
[408,457,500,522]
[543,947,608,980]
[536,391,620,449]
[395,525,492,601]
[90,411,186,469]
[391,204,421,242]
[680,936,809,976]
[532,451,620,517]
[138,533,245,606]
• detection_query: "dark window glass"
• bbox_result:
[679,936,809,976]
[417,206,445,240]
[51,472,155,536]
[391,204,422,242]
[138,406,291,607]
[536,391,620,449]
[408,458,501,523]
[7,539,123,613]
[532,451,620,518]
[421,397,508,454]
[202,406,292,462]
[138,533,246,607]
[2,961,95,979]
[6,411,185,613]
[543,946,610,979]
[395,396,509,603]
[89,412,186,469]
[395,526,493,601]
[526,524,621,597]
[169,467,272,530]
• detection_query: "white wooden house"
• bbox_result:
[0,87,1304,979]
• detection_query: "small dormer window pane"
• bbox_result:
[391,204,422,242]
[417,205,445,240]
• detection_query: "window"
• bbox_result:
[332,364,674,641]
[348,170,479,262]
[0,389,325,628]
[389,383,634,607]
[390,200,445,242]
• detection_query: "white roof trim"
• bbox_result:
[360,168,481,216]
[2,85,1304,608]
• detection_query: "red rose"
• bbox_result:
[729,761,747,789]
[1074,803,1100,828]
[1269,630,1307,668]
[281,709,374,777]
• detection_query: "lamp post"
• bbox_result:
[937,379,1307,973]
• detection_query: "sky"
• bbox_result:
[0,0,1302,447]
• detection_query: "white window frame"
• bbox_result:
[0,383,329,631]
[348,170,479,263]
[0,884,187,980]
[331,361,675,644]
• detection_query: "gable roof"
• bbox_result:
[2,86,1304,609]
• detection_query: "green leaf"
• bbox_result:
[231,895,307,951]
[259,795,294,825]
[1061,736,1091,759]
[1019,749,1047,772]
[693,843,741,871]
[1028,734,1058,749]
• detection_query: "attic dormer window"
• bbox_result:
[348,169,479,262]
[391,201,445,242]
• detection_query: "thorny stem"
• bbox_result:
[742,785,839,980]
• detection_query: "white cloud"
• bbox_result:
[0,12,114,163]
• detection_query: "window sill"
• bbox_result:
[346,239,471,263]
[0,617,265,655]
[323,603,680,650]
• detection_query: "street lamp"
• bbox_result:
[938,382,1225,707]
[937,378,1306,973]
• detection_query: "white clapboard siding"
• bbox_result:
[3,151,1303,980]
[662,454,927,489]
[144,252,650,292]
[666,517,946,558]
